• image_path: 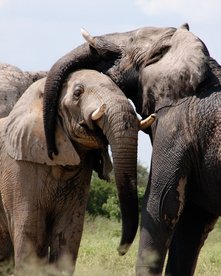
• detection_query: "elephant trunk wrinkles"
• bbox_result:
[100,102,139,254]
[43,40,121,159]
[43,43,100,159]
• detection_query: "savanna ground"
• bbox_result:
[1,215,221,276]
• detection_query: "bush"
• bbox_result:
[86,175,116,217]
[87,163,148,220]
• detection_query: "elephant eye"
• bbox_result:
[73,84,84,100]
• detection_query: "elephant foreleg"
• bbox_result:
[0,204,13,261]
[136,175,187,275]
[49,177,91,273]
[165,201,218,276]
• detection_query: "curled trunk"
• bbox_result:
[43,42,121,159]
[43,44,94,158]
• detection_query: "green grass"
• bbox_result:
[195,219,221,276]
[1,216,221,275]
[75,215,137,276]
[76,216,221,276]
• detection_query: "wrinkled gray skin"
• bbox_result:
[42,24,221,275]
[0,63,46,117]
[0,69,139,274]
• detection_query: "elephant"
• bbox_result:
[0,62,47,117]
[41,23,221,275]
[0,68,154,274]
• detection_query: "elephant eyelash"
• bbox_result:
[73,84,84,100]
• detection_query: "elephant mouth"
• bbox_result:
[72,121,108,149]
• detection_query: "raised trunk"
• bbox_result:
[99,101,139,254]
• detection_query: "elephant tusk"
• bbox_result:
[81,28,95,46]
[91,104,106,121]
[139,113,156,130]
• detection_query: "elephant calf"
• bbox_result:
[0,69,153,274]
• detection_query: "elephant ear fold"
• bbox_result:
[142,27,208,100]
[4,79,80,166]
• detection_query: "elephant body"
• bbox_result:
[40,24,221,275]
[0,69,140,274]
[141,58,221,275]
[0,143,93,266]
[0,63,47,117]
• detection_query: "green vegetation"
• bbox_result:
[87,162,149,220]
[75,215,137,276]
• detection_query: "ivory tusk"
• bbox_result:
[139,113,156,130]
[91,104,106,121]
[81,28,95,45]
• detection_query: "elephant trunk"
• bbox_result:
[43,41,121,159]
[43,44,97,159]
[111,141,139,255]
[98,100,139,255]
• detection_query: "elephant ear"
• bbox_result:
[4,78,80,166]
[141,25,209,108]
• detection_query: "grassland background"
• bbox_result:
[1,216,221,275]
[76,216,221,276]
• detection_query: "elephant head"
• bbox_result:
[4,69,152,256]
[42,25,175,157]
[81,24,210,117]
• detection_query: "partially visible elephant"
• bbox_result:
[41,24,221,275]
[0,69,154,274]
[0,63,47,117]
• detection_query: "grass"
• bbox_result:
[195,219,221,275]
[76,216,221,276]
[1,216,221,275]
[75,215,137,276]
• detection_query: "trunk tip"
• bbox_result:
[117,243,131,256]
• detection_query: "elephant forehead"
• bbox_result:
[68,69,110,82]
[128,26,176,48]
[134,26,174,39]
[65,70,120,92]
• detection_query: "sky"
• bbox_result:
[0,0,220,168]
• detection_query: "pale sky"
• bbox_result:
[0,0,220,167]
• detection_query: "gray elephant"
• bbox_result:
[0,62,47,117]
[41,24,221,275]
[0,69,153,274]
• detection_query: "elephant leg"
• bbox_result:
[135,138,190,276]
[0,225,13,261]
[0,196,13,261]
[165,201,218,276]
[12,209,49,270]
[49,179,91,273]
[1,162,51,270]
[136,175,187,275]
